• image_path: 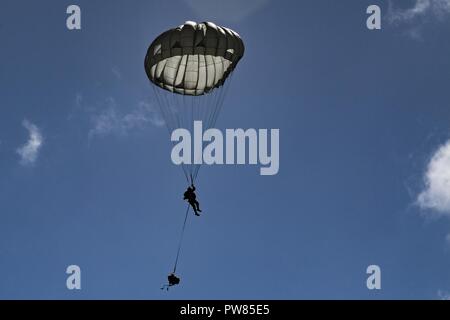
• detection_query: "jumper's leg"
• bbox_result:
[189,201,199,216]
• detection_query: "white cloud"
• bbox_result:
[388,0,450,38]
[124,101,165,128]
[417,140,450,215]
[88,97,164,139]
[16,119,43,166]
[389,0,450,23]
[183,0,270,22]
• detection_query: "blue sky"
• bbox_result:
[1,0,450,299]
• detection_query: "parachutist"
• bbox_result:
[183,185,202,216]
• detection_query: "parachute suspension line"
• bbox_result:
[204,91,213,124]
[212,72,234,128]
[154,86,190,183]
[202,89,214,126]
[157,88,175,132]
[152,70,237,183]
[191,91,210,183]
[210,81,227,129]
[192,88,221,181]
[186,93,201,184]
[192,73,235,181]
[163,89,180,129]
[207,88,224,130]
[205,56,228,129]
[211,72,234,130]
[198,91,207,125]
[188,96,193,182]
[173,92,191,184]
[173,204,191,274]
[204,87,221,131]
[192,91,216,181]
[152,85,190,184]
[152,85,172,136]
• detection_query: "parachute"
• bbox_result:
[145,21,244,183]
[145,21,244,287]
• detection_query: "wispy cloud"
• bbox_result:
[88,97,164,139]
[389,0,450,22]
[417,140,450,216]
[183,0,270,22]
[388,0,450,38]
[16,119,43,166]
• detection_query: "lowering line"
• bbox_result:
[173,203,191,274]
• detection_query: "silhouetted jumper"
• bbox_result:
[184,185,202,216]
